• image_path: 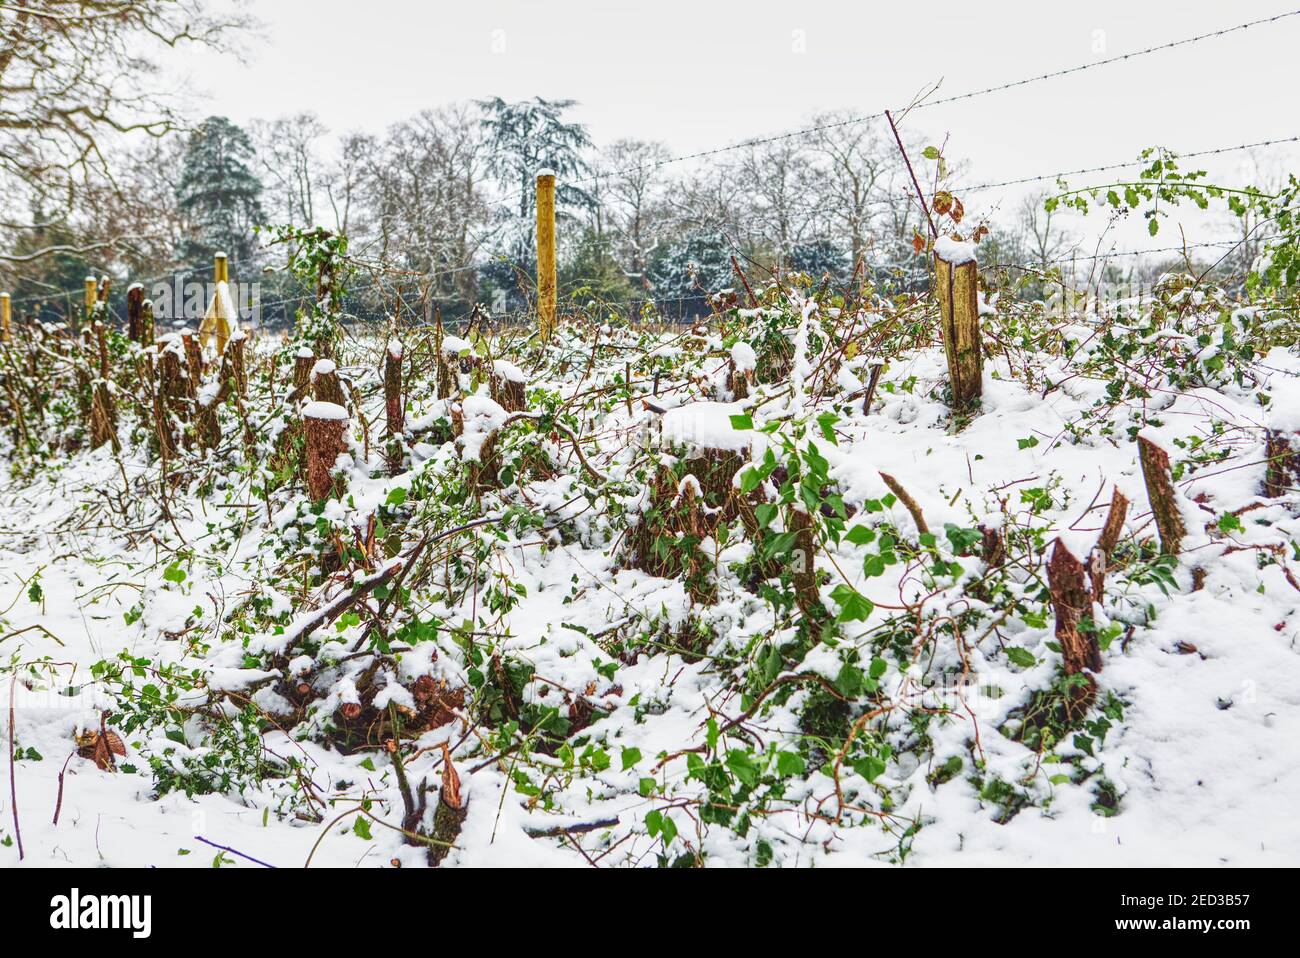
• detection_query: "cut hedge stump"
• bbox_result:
[303,401,349,502]
[1138,435,1185,556]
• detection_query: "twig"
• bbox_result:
[194,835,277,868]
[879,471,930,534]
[7,671,22,860]
[885,110,937,240]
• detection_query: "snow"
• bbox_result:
[730,340,757,372]
[301,400,349,421]
[493,358,526,383]
[660,400,752,452]
[311,358,337,376]
[934,235,978,266]
[4,287,1299,871]
[1267,369,1300,432]
[459,391,509,462]
[442,335,470,356]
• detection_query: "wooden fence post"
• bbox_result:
[201,251,235,355]
[83,277,97,327]
[90,319,118,451]
[933,241,982,411]
[536,170,557,341]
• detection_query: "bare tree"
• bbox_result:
[355,106,490,308]
[738,139,818,264]
[808,113,891,268]
[598,138,671,286]
[0,0,251,263]
[250,112,329,229]
[1019,190,1072,268]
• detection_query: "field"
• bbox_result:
[4,233,1300,868]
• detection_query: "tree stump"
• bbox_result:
[1088,487,1129,599]
[384,341,405,476]
[933,241,982,411]
[789,507,819,618]
[303,401,349,502]
[490,359,526,412]
[384,341,405,435]
[154,336,186,457]
[1264,429,1300,498]
[311,358,348,408]
[126,285,145,343]
[1046,539,1101,717]
[89,321,117,451]
[225,330,248,399]
[1138,435,1185,555]
[428,745,466,866]
[293,347,315,395]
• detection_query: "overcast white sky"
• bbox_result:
[176,0,1300,247]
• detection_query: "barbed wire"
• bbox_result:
[494,8,1300,200]
[960,135,1300,195]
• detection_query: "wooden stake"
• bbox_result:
[1138,436,1185,556]
[214,251,229,284]
[0,292,10,343]
[933,247,982,411]
[536,171,557,341]
[89,321,117,451]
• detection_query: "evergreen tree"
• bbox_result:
[7,205,97,325]
[175,116,266,268]
[787,239,850,282]
[478,97,594,234]
[647,232,733,320]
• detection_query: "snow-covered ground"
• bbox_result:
[3,301,1300,868]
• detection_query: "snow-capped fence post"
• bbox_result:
[0,292,10,342]
[1137,435,1185,556]
[303,401,349,502]
[933,240,982,412]
[536,170,557,341]
[200,251,237,355]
